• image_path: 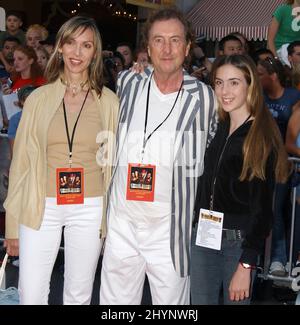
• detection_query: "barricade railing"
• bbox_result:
[257,157,300,299]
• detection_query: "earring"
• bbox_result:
[58,52,62,61]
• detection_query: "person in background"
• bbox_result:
[39,34,56,56]
[267,0,300,66]
[26,24,48,50]
[285,105,300,267]
[287,41,300,90]
[191,54,290,305]
[0,10,25,49]
[2,45,46,94]
[186,44,212,84]
[257,57,300,276]
[103,51,125,92]
[100,7,217,305]
[0,37,21,78]
[4,15,119,305]
[0,10,25,74]
[116,42,133,69]
[135,47,150,68]
[287,41,300,68]
[35,46,50,72]
[228,31,249,54]
[290,64,300,90]
[218,35,243,56]
[7,85,36,154]
[252,48,275,64]
[0,37,21,134]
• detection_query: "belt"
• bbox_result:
[222,229,244,241]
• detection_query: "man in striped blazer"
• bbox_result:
[100,7,217,305]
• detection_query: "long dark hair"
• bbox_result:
[211,55,290,183]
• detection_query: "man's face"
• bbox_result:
[2,40,19,61]
[6,15,22,33]
[257,63,272,90]
[288,46,300,66]
[148,18,190,77]
[116,45,133,69]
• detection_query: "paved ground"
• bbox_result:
[1,246,298,305]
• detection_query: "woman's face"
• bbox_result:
[26,30,43,49]
[214,64,249,117]
[59,27,95,79]
[36,49,48,70]
[13,50,33,74]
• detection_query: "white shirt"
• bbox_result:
[111,77,182,221]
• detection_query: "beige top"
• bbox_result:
[46,100,103,197]
[4,78,119,239]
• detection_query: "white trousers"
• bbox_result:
[18,197,103,305]
[100,214,190,305]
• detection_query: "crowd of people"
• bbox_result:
[0,1,299,305]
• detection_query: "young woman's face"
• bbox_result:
[13,50,33,74]
[214,64,249,116]
[36,49,48,70]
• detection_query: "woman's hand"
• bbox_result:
[4,239,19,256]
[2,84,12,94]
[228,263,251,301]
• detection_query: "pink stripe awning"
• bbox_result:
[186,0,285,41]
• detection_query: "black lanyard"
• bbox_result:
[63,89,89,167]
[142,76,183,158]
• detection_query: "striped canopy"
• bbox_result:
[186,0,285,41]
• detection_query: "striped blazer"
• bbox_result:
[108,68,217,277]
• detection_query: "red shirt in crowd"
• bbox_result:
[12,76,46,92]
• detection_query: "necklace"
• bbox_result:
[61,78,88,97]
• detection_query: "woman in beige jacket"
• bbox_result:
[4,16,119,304]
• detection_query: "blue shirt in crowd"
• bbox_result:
[264,87,300,140]
[8,111,22,140]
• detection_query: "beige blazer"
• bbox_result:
[4,78,119,239]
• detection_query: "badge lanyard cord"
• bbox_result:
[141,75,183,162]
[63,89,89,168]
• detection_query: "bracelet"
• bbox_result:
[240,262,256,270]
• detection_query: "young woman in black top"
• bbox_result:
[191,55,290,305]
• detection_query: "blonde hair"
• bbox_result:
[26,24,48,41]
[211,55,290,183]
[45,16,104,96]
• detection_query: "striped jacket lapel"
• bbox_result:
[112,69,151,180]
[173,71,204,160]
